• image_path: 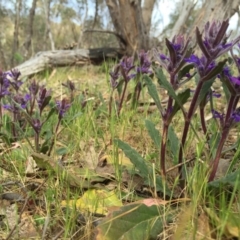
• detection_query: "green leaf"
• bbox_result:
[169,88,191,120]
[227,138,240,173]
[177,64,194,81]
[56,147,68,155]
[144,75,163,114]
[167,126,179,164]
[208,169,240,189]
[145,119,161,149]
[43,107,55,124]
[155,68,183,109]
[115,139,168,193]
[115,139,149,177]
[197,79,214,105]
[96,201,171,240]
[221,76,231,100]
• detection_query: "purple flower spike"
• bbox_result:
[136,50,152,74]
[7,69,21,80]
[5,69,22,91]
[32,119,42,133]
[3,94,31,113]
[56,98,71,119]
[197,19,240,59]
[154,34,191,73]
[120,56,135,73]
[185,54,215,77]
[29,80,39,96]
[37,87,51,114]
[109,65,120,89]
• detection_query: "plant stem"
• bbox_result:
[160,72,174,177]
[208,126,229,181]
[200,106,207,135]
[117,81,128,116]
[35,132,40,152]
[224,95,236,124]
[179,80,204,173]
[108,91,113,117]
[48,118,61,156]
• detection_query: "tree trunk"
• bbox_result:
[12,48,124,79]
[77,0,88,49]
[169,0,196,40]
[142,0,156,34]
[188,0,240,38]
[11,0,22,67]
[23,0,38,58]
[42,0,55,50]
[105,0,156,55]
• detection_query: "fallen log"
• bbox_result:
[12,47,124,79]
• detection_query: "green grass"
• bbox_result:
[0,65,240,239]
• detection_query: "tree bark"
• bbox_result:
[11,0,22,67]
[42,0,55,50]
[105,0,155,55]
[23,0,38,58]
[12,48,124,79]
[188,0,240,38]
[142,0,156,34]
[169,0,196,40]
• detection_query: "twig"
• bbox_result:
[166,157,196,173]
[52,229,65,240]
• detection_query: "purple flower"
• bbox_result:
[109,65,120,89]
[56,98,71,119]
[212,109,224,122]
[231,111,240,122]
[0,71,10,98]
[5,69,22,91]
[37,87,51,114]
[32,119,42,133]
[212,91,221,98]
[154,35,191,72]
[29,80,39,96]
[136,50,152,74]
[160,54,169,61]
[3,94,30,113]
[197,20,240,59]
[229,76,240,86]
[185,55,215,77]
[222,66,231,77]
[120,56,135,73]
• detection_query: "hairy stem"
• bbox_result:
[208,126,229,181]
[200,106,207,136]
[224,95,236,124]
[179,80,204,172]
[48,118,61,156]
[117,81,128,116]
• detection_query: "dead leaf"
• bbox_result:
[205,207,240,238]
[195,211,213,240]
[25,156,38,174]
[61,189,122,215]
